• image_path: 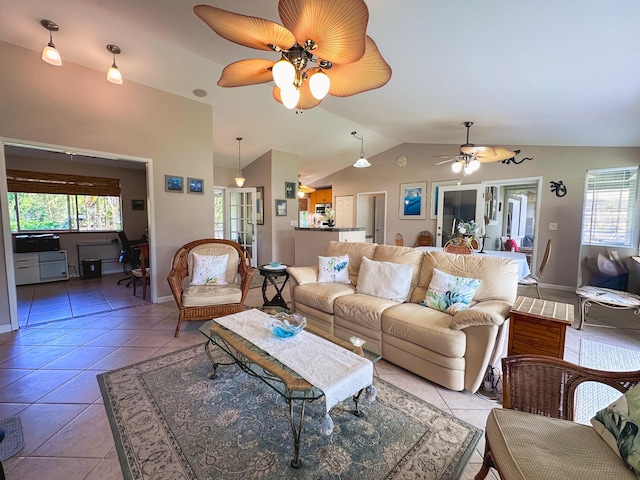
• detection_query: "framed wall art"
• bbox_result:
[131,199,145,211]
[256,186,264,225]
[430,180,458,219]
[399,182,427,220]
[285,181,296,199]
[187,177,204,194]
[165,175,184,193]
[275,199,287,216]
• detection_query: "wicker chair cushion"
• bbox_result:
[486,408,636,480]
[188,244,239,284]
[182,284,242,307]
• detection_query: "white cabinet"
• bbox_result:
[14,250,68,285]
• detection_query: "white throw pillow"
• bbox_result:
[318,254,351,284]
[356,256,413,302]
[190,253,229,286]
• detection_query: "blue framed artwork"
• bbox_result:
[187,177,204,194]
[165,175,184,193]
[399,182,427,220]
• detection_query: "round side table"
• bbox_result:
[259,264,290,309]
[576,286,640,329]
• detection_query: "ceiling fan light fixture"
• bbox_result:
[280,85,300,109]
[41,20,62,66]
[451,161,463,174]
[309,69,330,100]
[469,159,481,172]
[272,58,295,89]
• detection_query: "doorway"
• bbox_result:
[436,184,484,246]
[357,191,387,244]
[226,187,257,268]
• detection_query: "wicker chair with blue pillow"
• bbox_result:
[475,354,640,480]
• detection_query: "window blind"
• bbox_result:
[582,166,638,247]
[6,169,121,196]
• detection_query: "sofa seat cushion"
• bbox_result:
[381,303,466,358]
[334,294,399,331]
[182,284,242,307]
[486,408,636,480]
[293,283,356,314]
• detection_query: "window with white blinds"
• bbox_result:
[581,166,638,247]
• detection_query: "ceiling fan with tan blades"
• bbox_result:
[433,121,522,175]
[194,0,392,110]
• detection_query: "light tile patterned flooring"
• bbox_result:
[1,274,639,479]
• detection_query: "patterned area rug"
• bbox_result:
[98,343,481,480]
[577,339,640,424]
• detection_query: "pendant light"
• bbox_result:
[235,137,245,187]
[351,131,371,168]
[106,45,123,84]
[41,20,62,66]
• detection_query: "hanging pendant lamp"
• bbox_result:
[351,131,371,168]
[41,20,62,66]
[235,137,246,187]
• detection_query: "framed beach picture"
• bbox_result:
[187,177,204,194]
[399,182,427,220]
[285,181,296,199]
[256,186,264,225]
[430,180,458,219]
[165,175,184,193]
[131,199,145,211]
[275,199,287,216]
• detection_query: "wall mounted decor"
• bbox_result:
[502,153,534,165]
[256,187,264,225]
[165,175,184,193]
[550,180,567,197]
[187,177,204,194]
[399,182,427,220]
[275,199,287,216]
[285,181,296,199]
[131,199,145,211]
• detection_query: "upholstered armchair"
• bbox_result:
[167,239,254,336]
[476,354,640,480]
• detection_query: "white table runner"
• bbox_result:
[214,309,373,419]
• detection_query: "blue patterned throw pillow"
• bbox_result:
[424,268,482,313]
[318,254,351,283]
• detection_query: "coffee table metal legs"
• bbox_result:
[286,395,306,468]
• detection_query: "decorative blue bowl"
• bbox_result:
[269,261,281,268]
[265,312,306,338]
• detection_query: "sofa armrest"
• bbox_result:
[450,300,512,330]
[286,266,319,285]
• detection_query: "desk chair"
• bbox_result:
[117,230,141,286]
[131,243,150,300]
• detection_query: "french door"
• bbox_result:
[436,184,484,246]
[226,188,257,267]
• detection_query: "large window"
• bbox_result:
[582,166,638,247]
[7,169,122,233]
[213,187,225,239]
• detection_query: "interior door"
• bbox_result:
[226,187,257,268]
[335,195,354,228]
[436,184,484,246]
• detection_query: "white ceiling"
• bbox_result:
[1,0,639,183]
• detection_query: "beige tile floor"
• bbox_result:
[1,273,639,479]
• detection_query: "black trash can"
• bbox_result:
[82,259,102,279]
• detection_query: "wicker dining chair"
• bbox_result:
[394,233,404,246]
[412,230,434,247]
[443,237,473,254]
[167,239,254,336]
[475,354,640,480]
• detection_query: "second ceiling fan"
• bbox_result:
[434,122,520,174]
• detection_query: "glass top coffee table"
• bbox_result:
[198,312,369,468]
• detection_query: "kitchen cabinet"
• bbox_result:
[14,250,68,285]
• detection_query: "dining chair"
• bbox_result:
[394,233,404,246]
[518,239,551,298]
[413,230,434,247]
[131,243,150,300]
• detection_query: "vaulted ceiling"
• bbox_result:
[1,1,639,183]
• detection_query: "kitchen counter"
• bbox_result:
[294,227,366,266]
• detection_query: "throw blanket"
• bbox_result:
[215,309,374,434]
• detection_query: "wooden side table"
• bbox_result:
[508,296,574,358]
[258,264,290,309]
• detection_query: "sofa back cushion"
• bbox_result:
[324,241,377,284]
[188,243,239,284]
[412,251,518,304]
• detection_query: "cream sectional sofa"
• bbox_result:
[287,241,519,392]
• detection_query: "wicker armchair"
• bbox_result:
[443,237,473,254]
[476,354,640,480]
[167,239,254,336]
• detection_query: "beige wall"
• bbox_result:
[0,41,214,330]
[314,143,640,288]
